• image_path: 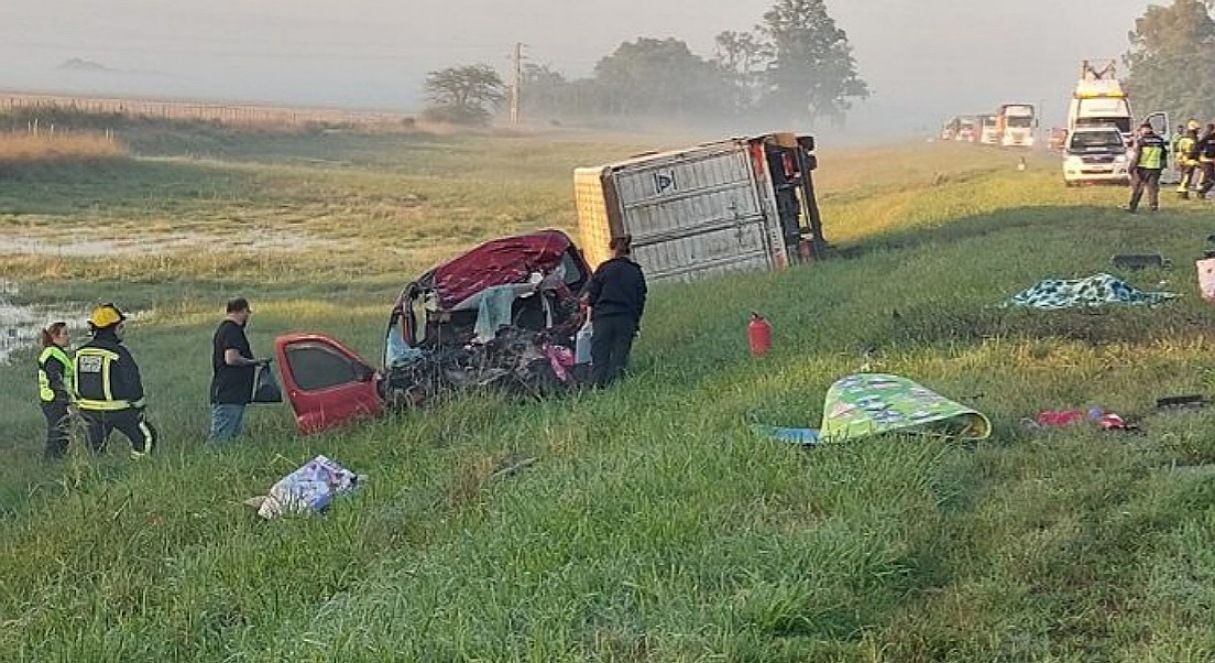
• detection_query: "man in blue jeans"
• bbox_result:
[209,298,267,442]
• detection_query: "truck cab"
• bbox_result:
[997,104,1036,148]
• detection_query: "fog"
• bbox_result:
[0,0,1152,136]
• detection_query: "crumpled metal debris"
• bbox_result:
[384,326,578,408]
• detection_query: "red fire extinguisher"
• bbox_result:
[748,312,772,358]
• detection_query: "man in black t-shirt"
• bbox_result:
[209,297,267,442]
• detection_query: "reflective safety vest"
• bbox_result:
[74,346,144,411]
[37,346,73,403]
[1137,136,1166,170]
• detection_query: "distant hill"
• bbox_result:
[57,58,118,73]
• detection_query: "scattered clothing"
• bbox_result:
[252,455,364,520]
[1004,273,1178,310]
[1198,258,1215,303]
[473,285,519,343]
[543,343,575,383]
[1034,407,1129,431]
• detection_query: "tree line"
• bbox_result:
[422,0,868,127]
[1126,0,1215,124]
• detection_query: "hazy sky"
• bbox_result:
[0,0,1155,133]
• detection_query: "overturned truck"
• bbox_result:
[274,230,590,434]
[575,132,823,282]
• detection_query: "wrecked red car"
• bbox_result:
[274,230,591,434]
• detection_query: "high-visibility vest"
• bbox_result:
[1138,137,1166,170]
[74,347,143,411]
[37,346,73,403]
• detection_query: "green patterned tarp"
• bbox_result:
[1005,273,1177,310]
[820,373,991,443]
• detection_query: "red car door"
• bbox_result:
[274,334,385,435]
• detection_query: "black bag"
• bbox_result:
[251,363,283,404]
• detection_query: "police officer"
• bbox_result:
[1126,122,1168,213]
[74,304,157,457]
[1176,121,1201,199]
[37,321,74,459]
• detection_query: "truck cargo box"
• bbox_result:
[575,134,821,283]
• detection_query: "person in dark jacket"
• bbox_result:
[1198,124,1215,200]
[582,235,647,387]
[37,321,74,459]
[74,304,157,458]
[209,297,267,442]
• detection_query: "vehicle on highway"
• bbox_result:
[1062,127,1131,186]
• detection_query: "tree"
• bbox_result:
[758,0,868,125]
[714,30,773,113]
[521,63,573,118]
[593,38,733,117]
[1125,0,1215,124]
[423,64,506,126]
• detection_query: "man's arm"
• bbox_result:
[222,326,262,366]
[636,268,647,321]
[582,268,605,306]
[224,348,260,367]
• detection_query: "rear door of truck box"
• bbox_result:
[605,144,781,283]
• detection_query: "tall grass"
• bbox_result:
[0,131,127,167]
[3,135,1215,659]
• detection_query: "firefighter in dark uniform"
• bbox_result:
[74,304,157,457]
[37,321,74,459]
[1198,124,1215,200]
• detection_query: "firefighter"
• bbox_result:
[1176,122,1201,199]
[1198,124,1215,200]
[1126,122,1168,213]
[37,322,74,459]
[74,304,157,457]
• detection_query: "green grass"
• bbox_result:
[3,129,1215,661]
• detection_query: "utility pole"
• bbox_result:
[510,42,524,126]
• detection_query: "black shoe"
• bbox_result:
[1124,206,1138,214]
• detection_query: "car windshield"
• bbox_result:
[1070,131,1124,150]
[1007,116,1033,128]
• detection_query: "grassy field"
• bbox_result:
[3,125,1215,661]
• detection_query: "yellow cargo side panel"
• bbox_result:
[573,166,618,270]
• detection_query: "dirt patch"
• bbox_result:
[0,231,348,257]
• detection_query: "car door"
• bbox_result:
[1142,111,1170,140]
[274,334,384,435]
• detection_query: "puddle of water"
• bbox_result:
[0,300,88,365]
[0,282,147,365]
[0,231,345,257]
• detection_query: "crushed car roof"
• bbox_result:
[414,230,577,310]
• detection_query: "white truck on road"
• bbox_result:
[1068,60,1133,142]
